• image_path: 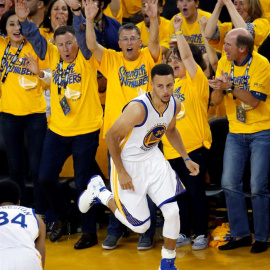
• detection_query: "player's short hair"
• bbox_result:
[54,25,76,39]
[118,23,141,38]
[151,64,174,80]
[0,180,20,205]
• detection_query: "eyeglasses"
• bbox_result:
[119,36,140,43]
[167,56,181,62]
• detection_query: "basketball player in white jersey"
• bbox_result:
[78,64,199,270]
[0,180,46,270]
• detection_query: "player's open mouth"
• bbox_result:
[127,48,133,53]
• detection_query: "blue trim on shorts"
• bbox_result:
[121,201,150,226]
[158,172,186,208]
[158,190,187,208]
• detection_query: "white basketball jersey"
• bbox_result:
[120,92,176,161]
[0,205,39,251]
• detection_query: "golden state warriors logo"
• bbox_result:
[18,75,38,91]
[65,83,82,101]
[143,125,166,149]
[176,102,186,120]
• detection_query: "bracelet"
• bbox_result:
[71,3,81,12]
[175,29,183,35]
[184,158,191,162]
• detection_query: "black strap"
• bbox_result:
[0,39,25,83]
[230,56,252,91]
[57,58,73,95]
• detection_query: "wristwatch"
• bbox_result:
[226,83,235,94]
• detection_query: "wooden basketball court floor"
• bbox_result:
[45,227,270,270]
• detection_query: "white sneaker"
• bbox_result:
[192,235,208,250]
[176,233,191,247]
[78,175,110,213]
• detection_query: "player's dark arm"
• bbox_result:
[35,216,46,268]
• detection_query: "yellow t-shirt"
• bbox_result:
[137,16,170,50]
[121,0,141,18]
[39,28,54,42]
[42,43,103,136]
[169,9,213,53]
[216,52,270,133]
[209,18,270,55]
[162,66,212,159]
[103,4,123,24]
[0,37,46,115]
[94,47,161,137]
[260,0,270,25]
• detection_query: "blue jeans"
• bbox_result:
[169,147,209,238]
[38,129,100,234]
[222,131,270,242]
[1,112,47,213]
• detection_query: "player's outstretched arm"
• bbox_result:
[105,102,146,191]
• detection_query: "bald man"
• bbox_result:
[209,28,270,254]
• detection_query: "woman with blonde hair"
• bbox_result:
[205,0,269,54]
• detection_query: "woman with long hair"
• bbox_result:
[205,0,269,54]
[162,14,212,250]
[0,10,47,216]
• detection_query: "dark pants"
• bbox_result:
[169,147,209,237]
[38,129,100,234]
[1,112,47,213]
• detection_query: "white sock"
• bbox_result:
[98,189,113,206]
[161,246,176,259]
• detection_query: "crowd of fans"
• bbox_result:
[0,0,270,266]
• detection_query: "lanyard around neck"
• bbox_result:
[230,56,252,91]
[57,58,73,95]
[0,39,25,83]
